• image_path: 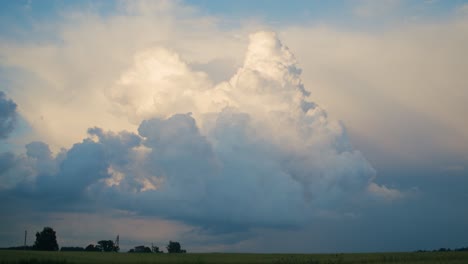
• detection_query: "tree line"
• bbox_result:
[10,226,468,254]
[415,247,468,252]
[4,227,186,253]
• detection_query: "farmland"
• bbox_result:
[1,250,468,264]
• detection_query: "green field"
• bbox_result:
[1,251,468,264]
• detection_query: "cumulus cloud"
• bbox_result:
[0,31,397,233]
[0,1,247,150]
[0,91,17,139]
[109,48,213,123]
[1,0,467,252]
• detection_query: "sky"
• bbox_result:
[0,0,467,253]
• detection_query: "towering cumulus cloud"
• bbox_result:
[0,32,396,233]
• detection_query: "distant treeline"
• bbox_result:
[1,242,186,254]
[0,246,33,250]
[4,226,466,254]
[2,227,186,254]
[60,247,85,252]
[416,247,468,252]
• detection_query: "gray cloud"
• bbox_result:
[87,127,141,167]
[0,108,380,233]
[0,152,15,175]
[25,141,57,175]
[0,91,17,139]
[41,140,109,199]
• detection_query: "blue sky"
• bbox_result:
[0,0,468,253]
[186,0,462,25]
[1,0,465,34]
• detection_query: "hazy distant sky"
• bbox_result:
[0,0,467,253]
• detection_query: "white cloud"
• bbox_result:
[368,182,404,201]
[109,47,213,123]
[0,0,247,150]
[3,0,466,167]
[0,28,389,232]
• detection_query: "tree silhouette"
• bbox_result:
[85,244,100,252]
[33,227,59,251]
[152,245,163,253]
[97,240,119,252]
[166,241,186,253]
[129,245,152,253]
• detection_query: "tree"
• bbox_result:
[152,245,163,253]
[97,240,119,252]
[129,245,152,253]
[166,241,186,253]
[85,244,100,252]
[33,227,59,251]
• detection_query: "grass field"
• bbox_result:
[1,251,468,264]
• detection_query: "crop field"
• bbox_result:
[1,250,468,264]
